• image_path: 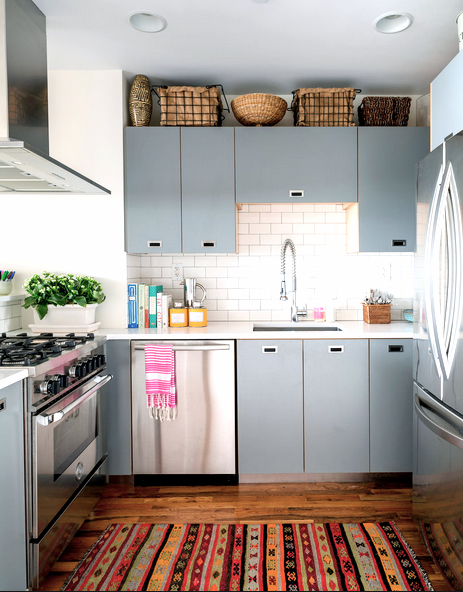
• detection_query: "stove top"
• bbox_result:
[0,332,96,367]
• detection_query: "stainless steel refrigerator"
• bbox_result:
[414,131,463,590]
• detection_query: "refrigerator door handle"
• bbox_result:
[415,386,463,449]
[424,161,463,380]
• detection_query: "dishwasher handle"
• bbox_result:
[133,344,230,352]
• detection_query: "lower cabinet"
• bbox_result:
[304,340,369,473]
[237,340,304,474]
[370,339,413,472]
[237,338,413,476]
[105,341,132,475]
[0,381,27,591]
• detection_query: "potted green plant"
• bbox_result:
[23,272,106,326]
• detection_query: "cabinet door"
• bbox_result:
[237,340,303,474]
[370,339,413,472]
[124,127,181,253]
[358,127,429,252]
[304,340,369,473]
[235,127,357,203]
[431,50,463,151]
[0,382,27,591]
[105,341,132,475]
[181,128,236,253]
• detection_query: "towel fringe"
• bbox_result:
[148,405,177,421]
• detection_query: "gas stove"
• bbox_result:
[0,331,108,410]
[0,332,96,367]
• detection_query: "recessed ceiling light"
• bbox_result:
[127,11,167,33]
[373,12,413,34]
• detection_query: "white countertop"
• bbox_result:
[96,320,414,341]
[0,369,28,390]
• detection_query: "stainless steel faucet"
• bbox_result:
[280,238,308,322]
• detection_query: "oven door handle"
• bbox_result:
[37,374,113,426]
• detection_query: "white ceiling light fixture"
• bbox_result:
[127,11,167,33]
[373,12,413,34]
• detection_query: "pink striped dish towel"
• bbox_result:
[145,344,177,421]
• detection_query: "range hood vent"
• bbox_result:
[0,0,110,195]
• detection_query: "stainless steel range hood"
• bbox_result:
[0,0,110,194]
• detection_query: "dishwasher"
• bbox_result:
[131,340,237,485]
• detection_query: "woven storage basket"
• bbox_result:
[231,93,287,126]
[358,96,411,126]
[292,87,356,127]
[362,304,391,324]
[154,85,226,126]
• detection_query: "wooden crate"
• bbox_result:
[362,303,391,324]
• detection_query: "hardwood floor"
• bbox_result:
[39,479,447,591]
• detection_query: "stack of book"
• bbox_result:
[127,283,172,329]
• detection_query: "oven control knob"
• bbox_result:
[39,379,60,395]
[92,355,99,369]
[69,363,86,378]
[52,374,69,389]
[98,354,106,366]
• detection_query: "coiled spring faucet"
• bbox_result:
[280,238,307,322]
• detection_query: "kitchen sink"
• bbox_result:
[253,323,343,332]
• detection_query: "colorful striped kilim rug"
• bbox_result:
[62,522,433,591]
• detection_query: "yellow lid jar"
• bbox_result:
[188,302,207,327]
[169,301,188,327]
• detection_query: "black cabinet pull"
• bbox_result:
[148,240,162,248]
[262,346,278,354]
[0,398,5,412]
[202,241,216,248]
[290,190,304,198]
[392,239,406,247]
[329,346,344,353]
[388,345,404,353]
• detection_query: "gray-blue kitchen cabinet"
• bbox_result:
[237,340,304,474]
[431,49,463,151]
[105,341,132,475]
[181,128,236,253]
[357,127,429,252]
[124,127,182,253]
[124,127,236,254]
[0,381,27,591]
[370,339,413,472]
[304,339,369,473]
[235,127,357,203]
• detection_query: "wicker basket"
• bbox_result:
[292,87,356,127]
[358,96,411,126]
[153,85,228,127]
[362,304,391,324]
[231,93,288,126]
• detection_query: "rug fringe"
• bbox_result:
[390,520,435,592]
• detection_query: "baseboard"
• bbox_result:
[239,472,412,484]
[133,474,239,486]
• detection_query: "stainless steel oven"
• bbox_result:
[32,373,111,539]
[0,332,112,588]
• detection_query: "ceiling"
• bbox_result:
[33,0,463,96]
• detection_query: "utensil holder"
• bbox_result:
[0,280,13,296]
[362,303,391,324]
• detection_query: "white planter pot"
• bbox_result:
[32,303,98,326]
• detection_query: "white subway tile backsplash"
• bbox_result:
[127,203,414,322]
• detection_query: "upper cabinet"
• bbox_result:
[124,127,236,254]
[181,128,236,253]
[125,127,181,253]
[235,127,357,203]
[431,50,463,151]
[347,127,430,253]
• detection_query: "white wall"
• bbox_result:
[0,70,129,328]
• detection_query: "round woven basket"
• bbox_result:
[231,93,287,126]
